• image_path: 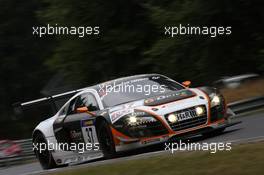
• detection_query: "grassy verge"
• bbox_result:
[51,142,264,175]
[220,79,264,103]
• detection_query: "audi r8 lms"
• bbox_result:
[19,74,238,169]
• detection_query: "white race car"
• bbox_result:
[18,74,237,169]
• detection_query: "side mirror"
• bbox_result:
[76,106,88,113]
[182,81,191,88]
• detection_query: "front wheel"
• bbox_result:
[33,133,58,169]
[97,120,116,159]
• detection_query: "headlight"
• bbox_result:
[167,106,205,124]
[168,114,177,123]
[127,115,157,126]
[128,116,137,124]
[113,111,168,138]
[195,106,205,116]
[114,112,157,127]
[210,94,221,107]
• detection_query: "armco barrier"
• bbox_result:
[0,139,35,167]
[228,96,264,115]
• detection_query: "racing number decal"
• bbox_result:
[81,126,99,144]
[85,127,94,143]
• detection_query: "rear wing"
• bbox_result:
[13,88,86,119]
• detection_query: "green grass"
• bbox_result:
[52,142,264,175]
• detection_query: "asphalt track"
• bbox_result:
[1,109,263,175]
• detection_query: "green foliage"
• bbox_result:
[39,0,157,85]
[0,0,264,138]
[0,0,53,116]
[144,0,264,83]
[40,0,264,86]
[0,0,54,138]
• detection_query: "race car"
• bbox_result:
[17,74,238,169]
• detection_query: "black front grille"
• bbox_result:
[165,106,207,131]
[114,114,168,138]
[124,121,168,138]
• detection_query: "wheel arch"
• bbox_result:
[95,116,111,128]
[32,129,45,140]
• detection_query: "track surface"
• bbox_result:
[1,110,263,175]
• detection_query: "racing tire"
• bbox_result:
[33,133,58,170]
[97,120,116,159]
[202,128,225,138]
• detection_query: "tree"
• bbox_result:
[0,0,54,138]
[39,0,156,86]
[143,0,264,84]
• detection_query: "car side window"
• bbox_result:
[59,103,69,116]
[75,93,99,112]
[67,97,77,115]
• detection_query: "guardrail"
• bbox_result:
[228,96,264,115]
[1,96,264,168]
[0,139,35,168]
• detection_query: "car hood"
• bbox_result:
[143,89,196,106]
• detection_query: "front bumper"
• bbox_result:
[114,117,241,152]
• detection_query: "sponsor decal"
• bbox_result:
[176,110,197,122]
[144,98,155,104]
[70,130,82,139]
[81,126,99,145]
[109,101,140,114]
[156,90,189,101]
[122,103,136,109]
[151,76,161,80]
[98,83,107,97]
[110,108,134,123]
[81,120,94,127]
[144,90,194,105]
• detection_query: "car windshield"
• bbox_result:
[98,75,184,107]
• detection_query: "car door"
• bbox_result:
[54,92,100,151]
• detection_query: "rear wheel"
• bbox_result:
[97,120,116,158]
[33,133,58,169]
